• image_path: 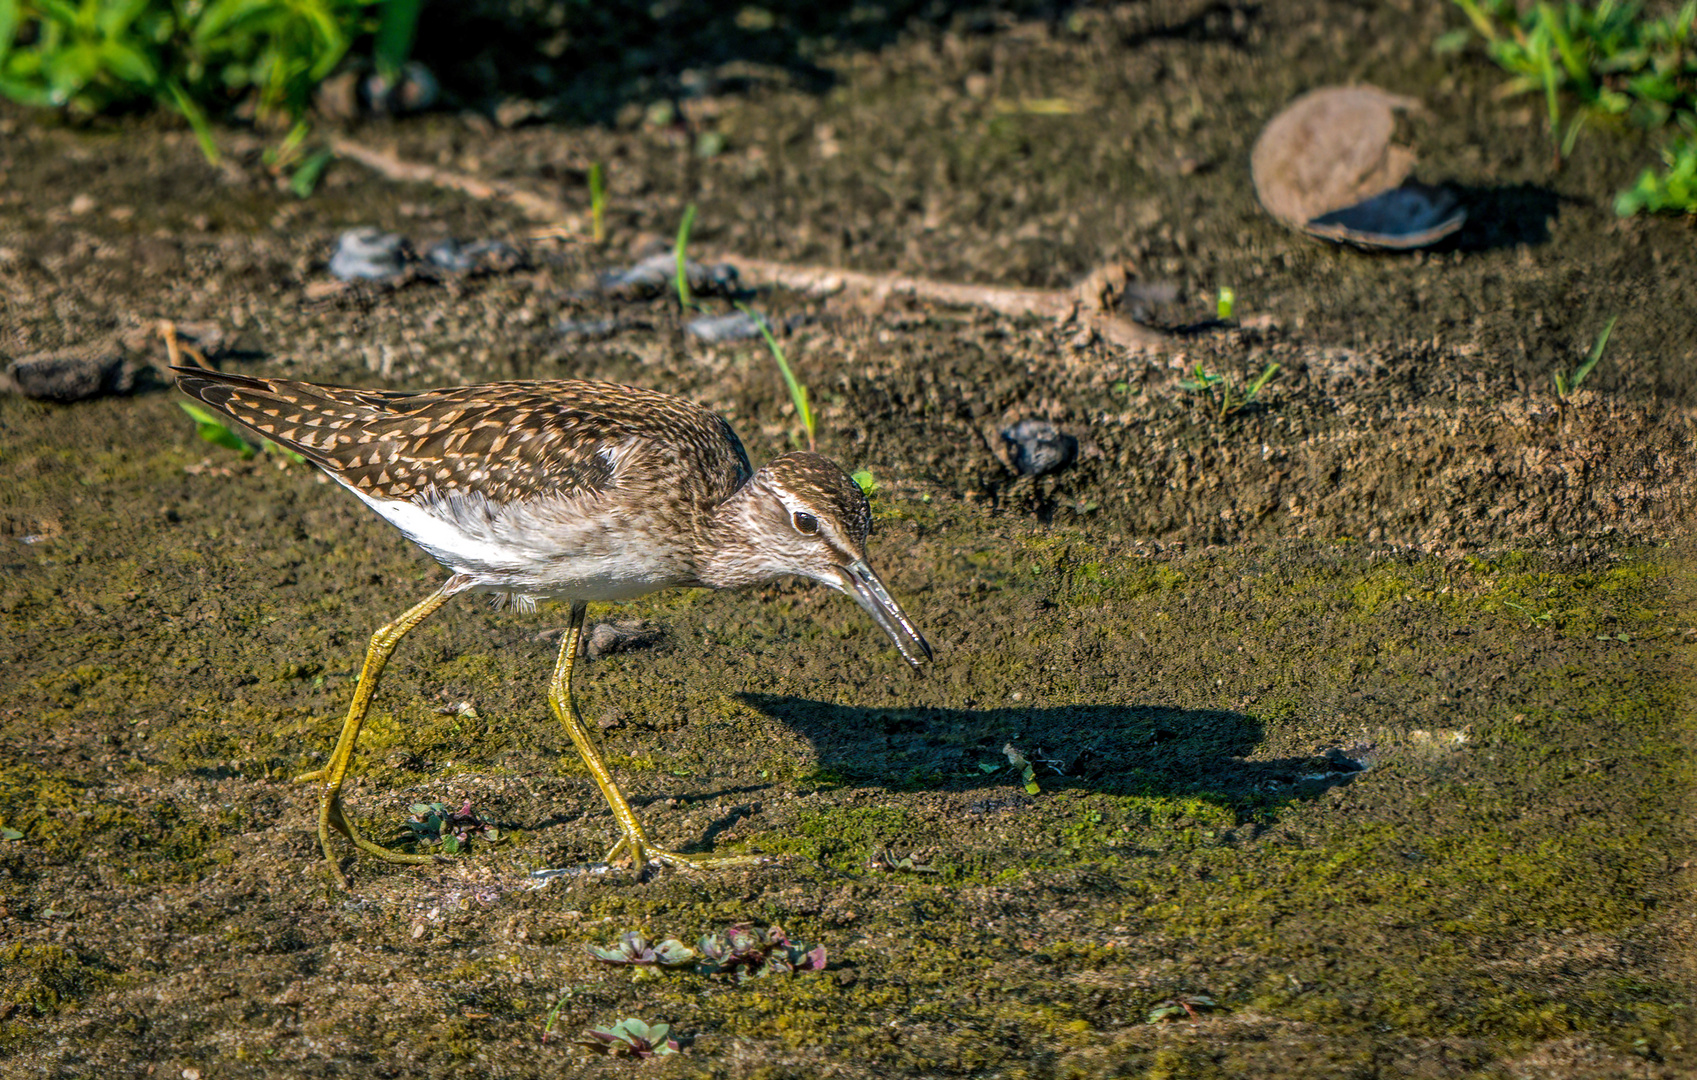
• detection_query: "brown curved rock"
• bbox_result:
[1251,85,1464,249]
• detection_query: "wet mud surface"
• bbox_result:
[2,2,1695,1077]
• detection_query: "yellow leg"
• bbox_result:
[548,601,761,871]
[294,575,469,887]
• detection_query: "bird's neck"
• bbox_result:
[694,482,769,589]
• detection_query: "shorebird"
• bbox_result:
[174,369,932,886]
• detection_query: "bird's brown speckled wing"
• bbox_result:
[174,369,752,506]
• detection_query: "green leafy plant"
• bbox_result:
[587,161,607,244]
[851,468,876,495]
[1554,314,1617,395]
[1178,361,1280,421]
[1617,136,1697,213]
[0,0,423,167]
[575,1018,679,1058]
[696,924,826,983]
[400,799,499,854]
[1448,0,1697,213]
[585,932,696,978]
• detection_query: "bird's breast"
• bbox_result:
[345,484,699,601]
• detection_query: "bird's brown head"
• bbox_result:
[705,451,932,669]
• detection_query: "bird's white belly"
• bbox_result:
[346,485,691,602]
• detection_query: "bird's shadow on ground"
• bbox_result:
[737,694,1370,821]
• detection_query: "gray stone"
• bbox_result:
[1001,419,1076,476]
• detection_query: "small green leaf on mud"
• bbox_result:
[1,827,23,841]
[1003,744,1041,794]
[1147,993,1219,1023]
[696,923,827,982]
[576,1017,680,1057]
[290,149,334,198]
[851,468,877,495]
[179,402,256,458]
[586,931,698,976]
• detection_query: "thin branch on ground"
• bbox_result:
[328,137,1169,349]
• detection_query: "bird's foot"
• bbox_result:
[603,832,768,873]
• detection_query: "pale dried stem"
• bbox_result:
[329,137,1168,349]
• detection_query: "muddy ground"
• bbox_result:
[2,1,1695,1077]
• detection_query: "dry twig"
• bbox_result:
[328,137,1168,348]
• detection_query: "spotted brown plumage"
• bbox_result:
[172,367,931,886]
[174,369,750,508]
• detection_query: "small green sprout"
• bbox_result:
[588,162,608,244]
[179,401,307,462]
[1216,286,1236,321]
[1501,599,1554,627]
[696,924,826,983]
[1147,993,1219,1023]
[586,932,697,978]
[674,202,698,310]
[1,827,23,841]
[1002,744,1042,795]
[851,468,877,495]
[1554,315,1616,396]
[180,402,257,458]
[1178,362,1280,421]
[400,799,499,855]
[736,302,816,452]
[289,148,334,199]
[575,1018,679,1058]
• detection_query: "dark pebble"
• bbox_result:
[425,238,522,275]
[1000,419,1076,476]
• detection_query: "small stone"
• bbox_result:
[1000,419,1076,476]
[364,62,439,116]
[424,238,522,275]
[686,310,763,344]
[328,227,412,281]
[6,347,138,402]
[557,317,622,341]
[598,252,741,300]
[584,619,662,660]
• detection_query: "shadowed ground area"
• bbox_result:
[2,1,1695,1077]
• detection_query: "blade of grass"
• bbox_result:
[1571,314,1617,388]
[374,0,424,81]
[588,162,606,244]
[289,147,333,198]
[164,77,219,164]
[737,302,814,451]
[1244,361,1281,401]
[674,202,697,310]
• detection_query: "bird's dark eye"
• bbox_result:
[792,511,819,535]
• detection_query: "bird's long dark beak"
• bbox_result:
[839,559,933,669]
